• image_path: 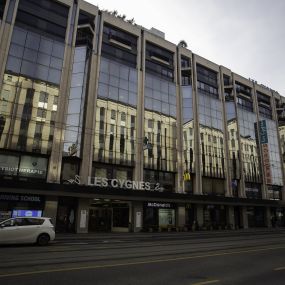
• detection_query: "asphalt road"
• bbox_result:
[0,230,285,285]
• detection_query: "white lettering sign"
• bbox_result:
[75,175,162,191]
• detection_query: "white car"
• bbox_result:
[0,217,55,246]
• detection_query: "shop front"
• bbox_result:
[55,197,77,233]
[88,199,131,233]
[247,206,265,227]
[0,192,45,222]
[203,204,227,230]
[143,202,176,231]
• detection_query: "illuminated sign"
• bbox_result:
[12,210,42,218]
[146,202,174,208]
[0,193,42,203]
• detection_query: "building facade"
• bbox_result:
[0,0,284,233]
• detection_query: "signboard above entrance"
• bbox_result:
[69,175,163,191]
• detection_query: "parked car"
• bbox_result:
[0,217,55,246]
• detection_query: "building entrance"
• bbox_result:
[88,200,130,232]
[89,208,112,232]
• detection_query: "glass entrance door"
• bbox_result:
[88,208,112,232]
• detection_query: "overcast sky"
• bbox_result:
[87,0,285,95]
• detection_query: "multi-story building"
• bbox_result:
[0,0,284,233]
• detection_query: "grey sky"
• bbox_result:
[88,0,285,95]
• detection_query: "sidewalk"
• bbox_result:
[55,227,285,242]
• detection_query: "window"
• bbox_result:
[16,0,68,42]
[102,24,137,67]
[111,110,116,120]
[181,56,190,68]
[237,97,253,112]
[145,42,174,81]
[37,108,47,118]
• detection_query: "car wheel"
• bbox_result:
[37,233,50,246]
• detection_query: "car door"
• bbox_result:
[14,218,37,243]
[21,218,42,243]
[0,219,19,244]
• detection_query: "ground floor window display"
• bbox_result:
[0,192,44,222]
[247,206,265,227]
[203,205,226,230]
[143,202,176,231]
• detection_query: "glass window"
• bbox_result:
[128,92,137,106]
[145,97,152,110]
[119,65,129,80]
[74,47,87,63]
[48,69,61,85]
[11,28,27,46]
[21,60,35,77]
[98,83,108,98]
[37,108,47,118]
[26,33,40,51]
[66,114,80,126]
[34,65,49,81]
[119,89,128,103]
[23,48,37,63]
[9,44,24,58]
[70,87,83,100]
[110,76,119,87]
[19,155,47,179]
[71,73,84,87]
[72,61,85,73]
[129,69,137,83]
[37,53,51,66]
[119,78,128,90]
[0,153,19,176]
[162,102,170,115]
[170,105,176,117]
[50,57,63,70]
[168,95,176,105]
[67,99,81,114]
[52,43,65,58]
[64,129,78,142]
[6,56,21,73]
[109,86,118,101]
[39,38,53,55]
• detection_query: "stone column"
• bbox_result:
[196,204,204,229]
[226,206,235,229]
[177,204,186,229]
[44,197,58,225]
[265,207,272,228]
[241,206,248,229]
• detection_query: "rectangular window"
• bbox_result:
[16,0,68,41]
[102,24,137,67]
[145,42,174,81]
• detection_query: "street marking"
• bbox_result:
[61,242,89,245]
[0,245,285,278]
[192,280,220,285]
[274,267,285,271]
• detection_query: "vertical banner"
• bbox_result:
[259,120,272,184]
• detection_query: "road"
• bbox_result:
[0,230,285,285]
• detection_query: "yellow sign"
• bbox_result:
[183,171,191,181]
